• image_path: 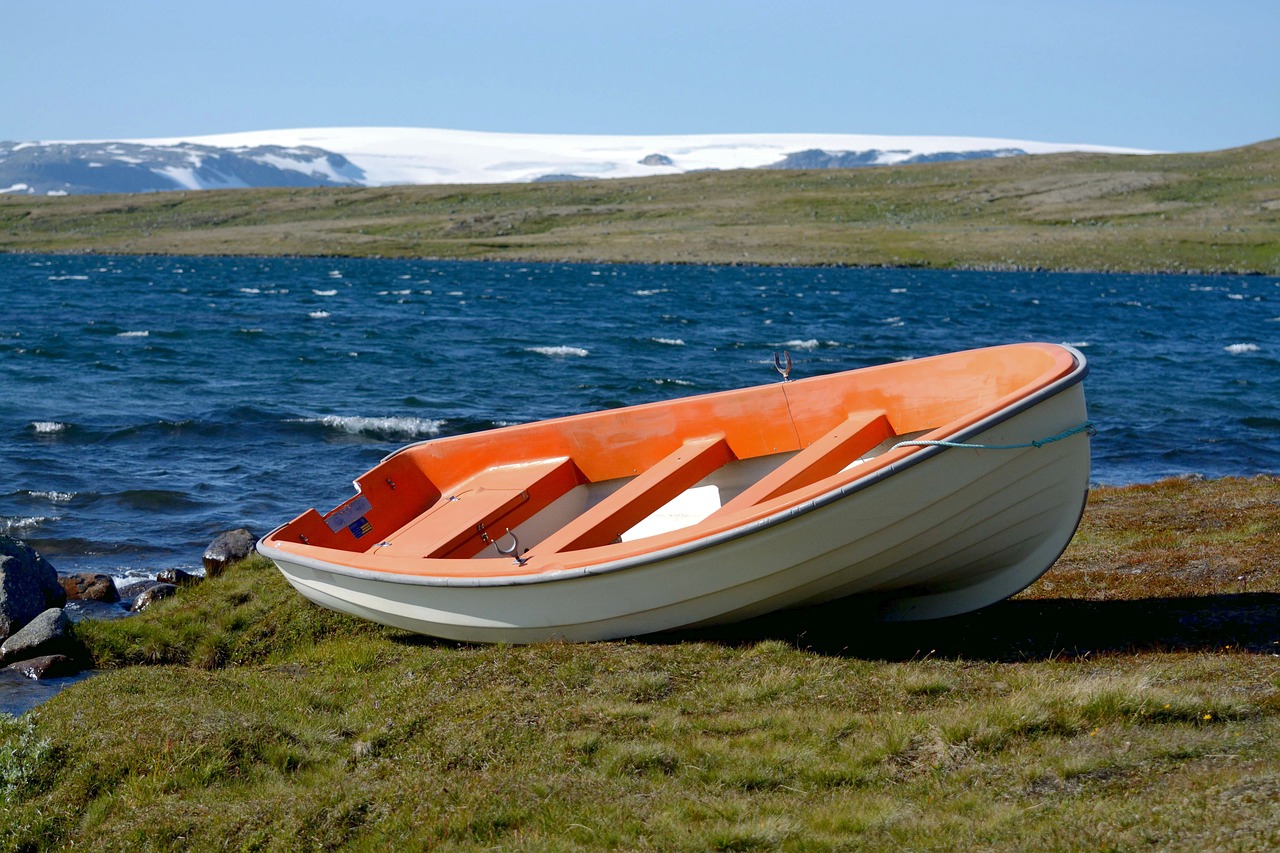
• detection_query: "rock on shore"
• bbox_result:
[60,572,120,602]
[1,535,68,641]
[203,528,256,576]
[5,654,80,679]
[0,608,76,666]
[0,531,261,682]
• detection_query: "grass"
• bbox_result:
[2,475,1278,850]
[2,140,1278,274]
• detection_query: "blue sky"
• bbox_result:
[4,1,1275,152]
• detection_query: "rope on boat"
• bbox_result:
[893,420,1095,452]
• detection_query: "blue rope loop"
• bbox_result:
[893,420,1095,452]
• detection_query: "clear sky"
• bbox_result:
[4,0,1275,152]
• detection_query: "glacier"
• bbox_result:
[0,127,1153,196]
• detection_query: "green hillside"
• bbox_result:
[3,140,1277,274]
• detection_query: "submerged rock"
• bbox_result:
[0,607,76,665]
[116,580,156,600]
[131,583,177,612]
[203,528,256,576]
[60,572,120,602]
[157,567,201,587]
[6,653,81,679]
[0,536,68,641]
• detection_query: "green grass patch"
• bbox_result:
[1,477,1278,850]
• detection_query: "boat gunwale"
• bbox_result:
[259,345,1090,590]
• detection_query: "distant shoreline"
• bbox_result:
[1,246,1274,279]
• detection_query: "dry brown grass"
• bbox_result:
[1044,475,1280,601]
[673,476,1280,662]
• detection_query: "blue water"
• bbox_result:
[1,254,1277,582]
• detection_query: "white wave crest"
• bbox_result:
[780,339,821,351]
[313,289,338,296]
[1,516,53,534]
[651,337,685,346]
[116,330,149,338]
[1224,343,1260,354]
[31,490,75,503]
[314,415,445,438]
[31,421,69,434]
[308,311,331,319]
[634,288,670,296]
[526,346,589,357]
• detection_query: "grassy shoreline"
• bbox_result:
[3,140,1278,275]
[3,476,1278,850]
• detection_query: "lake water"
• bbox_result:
[2,254,1276,584]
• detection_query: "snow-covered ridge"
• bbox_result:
[137,127,1151,185]
[2,127,1152,196]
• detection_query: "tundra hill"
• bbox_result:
[2,138,1277,275]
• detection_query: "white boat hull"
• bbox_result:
[265,375,1090,643]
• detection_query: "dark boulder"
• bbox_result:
[157,567,200,587]
[202,528,256,576]
[60,572,120,602]
[0,536,68,641]
[0,607,76,665]
[6,654,81,679]
[116,579,155,600]
[131,583,177,612]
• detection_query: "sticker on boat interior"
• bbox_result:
[324,494,373,533]
[347,516,374,539]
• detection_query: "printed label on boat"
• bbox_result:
[324,494,373,533]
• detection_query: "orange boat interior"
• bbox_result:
[265,343,1077,576]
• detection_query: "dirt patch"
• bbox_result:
[963,171,1178,210]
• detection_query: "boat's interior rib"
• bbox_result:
[708,409,891,518]
[530,435,735,555]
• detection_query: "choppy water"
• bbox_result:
[2,254,1277,583]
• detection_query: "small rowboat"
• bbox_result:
[260,342,1091,643]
